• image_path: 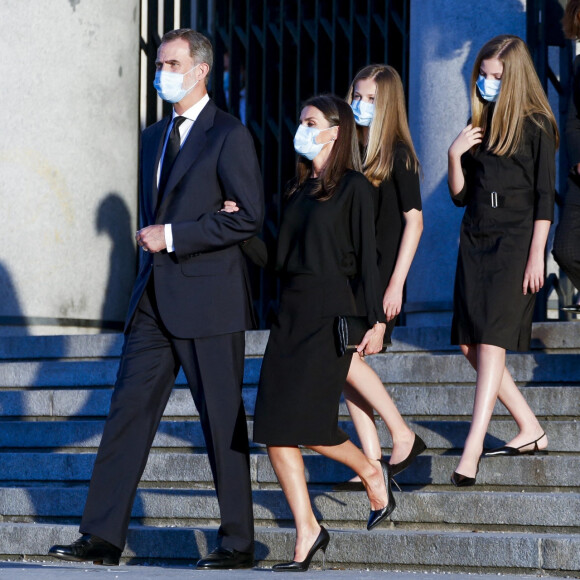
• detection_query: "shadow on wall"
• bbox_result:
[96,192,136,326]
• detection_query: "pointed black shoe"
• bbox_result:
[482,432,547,457]
[367,461,396,530]
[48,534,121,565]
[196,547,254,569]
[389,434,427,476]
[451,459,480,487]
[272,525,330,572]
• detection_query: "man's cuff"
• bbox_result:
[164,223,174,253]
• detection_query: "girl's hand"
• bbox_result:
[383,284,403,322]
[523,253,545,295]
[220,200,239,213]
[357,323,386,356]
[448,124,483,159]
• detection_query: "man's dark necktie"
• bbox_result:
[158,116,187,199]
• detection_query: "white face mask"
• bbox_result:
[154,64,200,103]
[351,99,375,126]
[293,125,336,161]
[476,75,501,102]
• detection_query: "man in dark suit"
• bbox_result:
[49,29,263,569]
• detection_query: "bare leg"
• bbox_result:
[268,443,387,562]
[267,446,321,562]
[455,343,505,478]
[346,354,415,465]
[461,345,547,451]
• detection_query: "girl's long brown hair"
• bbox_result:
[287,94,361,200]
[346,64,419,187]
[471,35,559,156]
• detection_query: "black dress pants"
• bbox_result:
[79,283,254,553]
[553,201,580,291]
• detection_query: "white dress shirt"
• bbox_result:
[161,93,210,252]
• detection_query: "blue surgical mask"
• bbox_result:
[350,99,375,126]
[154,64,200,103]
[476,75,501,102]
[293,125,336,161]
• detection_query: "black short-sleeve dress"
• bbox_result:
[253,171,385,446]
[352,143,422,340]
[451,113,556,351]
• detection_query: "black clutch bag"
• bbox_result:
[333,315,390,357]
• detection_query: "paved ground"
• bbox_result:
[0,561,575,579]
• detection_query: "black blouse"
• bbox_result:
[374,143,422,290]
[245,170,386,326]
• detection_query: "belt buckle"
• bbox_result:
[491,191,498,208]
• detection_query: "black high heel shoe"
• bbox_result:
[451,459,480,487]
[482,432,547,457]
[367,460,396,530]
[272,525,330,572]
[389,433,427,476]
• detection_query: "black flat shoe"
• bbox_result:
[367,461,396,530]
[389,433,427,476]
[272,525,330,572]
[196,547,254,569]
[332,480,365,492]
[482,432,547,457]
[48,534,121,565]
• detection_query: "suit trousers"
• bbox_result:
[79,281,254,554]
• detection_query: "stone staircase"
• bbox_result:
[0,323,579,574]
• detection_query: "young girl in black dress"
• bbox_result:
[248,95,394,571]
[336,65,426,489]
[448,35,557,485]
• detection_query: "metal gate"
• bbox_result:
[140,0,410,327]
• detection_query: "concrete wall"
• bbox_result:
[0,0,140,334]
[407,0,527,326]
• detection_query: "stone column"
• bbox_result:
[0,0,140,334]
[406,0,527,326]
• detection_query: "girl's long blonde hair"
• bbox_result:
[471,35,559,156]
[346,64,419,187]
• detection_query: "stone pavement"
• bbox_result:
[0,562,575,579]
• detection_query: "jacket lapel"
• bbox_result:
[156,100,217,218]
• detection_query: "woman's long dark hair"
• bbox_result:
[287,94,362,201]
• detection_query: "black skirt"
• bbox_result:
[253,275,357,446]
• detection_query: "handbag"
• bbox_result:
[333,315,390,357]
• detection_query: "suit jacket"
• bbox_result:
[125,99,264,338]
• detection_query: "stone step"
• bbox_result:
[1,385,578,418]
[0,419,577,452]
[4,522,579,572]
[2,487,579,530]
[1,323,578,361]
[1,452,578,488]
[1,350,578,388]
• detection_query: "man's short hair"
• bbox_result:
[161,29,214,77]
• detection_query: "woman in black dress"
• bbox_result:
[335,65,426,490]
[448,35,557,486]
[252,95,393,571]
[553,0,580,312]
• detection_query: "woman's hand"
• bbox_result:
[220,200,239,213]
[449,124,483,159]
[523,253,545,295]
[357,322,386,356]
[383,283,403,322]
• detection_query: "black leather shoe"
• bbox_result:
[451,459,480,487]
[273,525,330,572]
[389,433,427,476]
[196,547,254,569]
[482,432,547,457]
[48,534,121,565]
[367,461,396,530]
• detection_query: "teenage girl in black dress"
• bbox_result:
[232,95,394,571]
[336,65,426,489]
[448,35,557,485]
